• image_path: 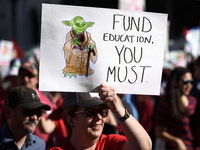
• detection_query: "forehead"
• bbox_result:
[180,72,192,79]
[78,104,107,110]
[16,105,41,111]
[93,104,107,109]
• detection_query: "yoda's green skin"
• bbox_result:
[62,16,95,78]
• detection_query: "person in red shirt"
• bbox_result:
[38,95,68,142]
[47,84,152,150]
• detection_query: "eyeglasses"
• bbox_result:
[74,107,108,118]
[16,107,42,117]
[180,79,194,85]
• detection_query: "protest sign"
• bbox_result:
[39,3,168,95]
[0,40,14,79]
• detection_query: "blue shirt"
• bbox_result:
[122,94,139,121]
[0,122,46,150]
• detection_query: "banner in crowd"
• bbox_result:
[0,40,14,79]
[39,4,168,95]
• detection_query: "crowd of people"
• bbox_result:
[0,54,200,149]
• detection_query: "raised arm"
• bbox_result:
[155,125,187,150]
[38,116,56,134]
[99,84,152,150]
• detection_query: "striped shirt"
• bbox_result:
[155,95,197,150]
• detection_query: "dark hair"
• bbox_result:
[18,69,35,79]
[195,56,200,66]
[62,105,80,137]
[165,67,191,122]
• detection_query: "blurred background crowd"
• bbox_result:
[0,0,200,149]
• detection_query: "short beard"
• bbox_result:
[24,120,38,133]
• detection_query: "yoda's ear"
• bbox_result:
[62,21,72,26]
[87,22,94,27]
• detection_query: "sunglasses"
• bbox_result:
[74,107,108,118]
[180,79,193,85]
[16,107,42,117]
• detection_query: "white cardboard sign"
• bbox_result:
[39,3,168,95]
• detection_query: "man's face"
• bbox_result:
[27,76,38,89]
[9,106,42,134]
[18,69,38,89]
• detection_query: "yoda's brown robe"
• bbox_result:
[63,30,97,76]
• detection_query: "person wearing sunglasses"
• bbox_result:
[155,67,197,150]
[47,84,152,150]
[0,86,51,150]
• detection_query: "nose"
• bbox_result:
[30,114,38,120]
[186,82,193,87]
[94,113,102,120]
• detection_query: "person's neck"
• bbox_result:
[8,123,27,149]
[26,85,37,90]
[70,134,98,150]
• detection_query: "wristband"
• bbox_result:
[117,107,130,122]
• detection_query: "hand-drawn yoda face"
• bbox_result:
[62,16,97,78]
[62,16,94,35]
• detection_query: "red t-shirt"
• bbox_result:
[47,134,127,150]
[34,89,54,143]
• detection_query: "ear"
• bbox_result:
[24,76,29,83]
[62,21,73,27]
[4,106,11,119]
[66,115,74,127]
[87,22,94,27]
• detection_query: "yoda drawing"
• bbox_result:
[62,16,97,78]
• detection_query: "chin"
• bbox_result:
[89,129,103,139]
[25,127,36,133]
[90,133,102,139]
[23,129,34,134]
[184,91,191,95]
[28,130,35,133]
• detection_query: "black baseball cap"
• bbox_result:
[18,61,38,78]
[6,86,51,110]
[63,92,103,109]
